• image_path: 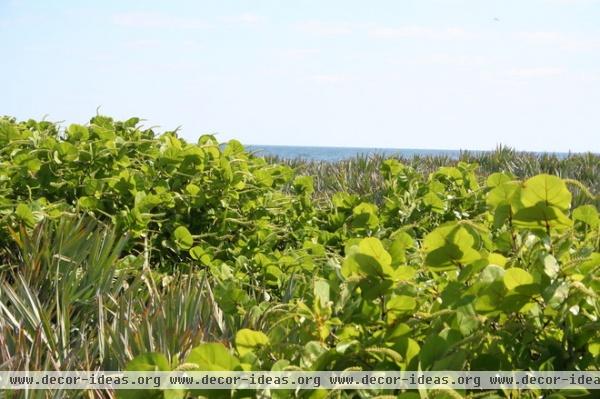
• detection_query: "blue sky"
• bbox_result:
[1,0,599,152]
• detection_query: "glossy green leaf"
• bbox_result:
[235,329,270,356]
[520,174,572,211]
[573,204,599,227]
[423,223,482,270]
[186,343,240,371]
[173,226,193,250]
[503,268,534,291]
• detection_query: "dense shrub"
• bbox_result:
[0,116,598,398]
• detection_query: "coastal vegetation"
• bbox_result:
[0,115,599,398]
[272,148,600,208]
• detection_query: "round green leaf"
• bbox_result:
[520,174,571,211]
[124,352,170,371]
[503,267,534,291]
[387,295,417,312]
[486,172,513,188]
[186,343,240,371]
[173,226,193,250]
[573,204,599,228]
[235,328,270,356]
[67,123,89,141]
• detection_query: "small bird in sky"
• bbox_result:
[493,17,500,22]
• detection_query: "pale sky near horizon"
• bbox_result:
[1,0,599,152]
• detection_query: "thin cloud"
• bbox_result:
[282,48,321,60]
[517,31,600,51]
[221,13,265,26]
[308,74,350,83]
[295,21,354,36]
[575,71,600,82]
[369,26,474,40]
[111,12,209,29]
[295,22,474,40]
[123,39,164,50]
[0,13,45,28]
[423,53,490,67]
[543,0,600,4]
[123,39,202,51]
[509,67,565,78]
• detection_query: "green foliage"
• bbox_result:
[236,329,270,356]
[186,343,241,371]
[0,116,599,399]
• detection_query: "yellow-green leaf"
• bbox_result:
[504,268,534,290]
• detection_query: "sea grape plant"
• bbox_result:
[0,116,598,399]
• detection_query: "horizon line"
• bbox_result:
[244,143,596,155]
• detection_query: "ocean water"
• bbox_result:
[246,145,471,162]
[245,145,578,162]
